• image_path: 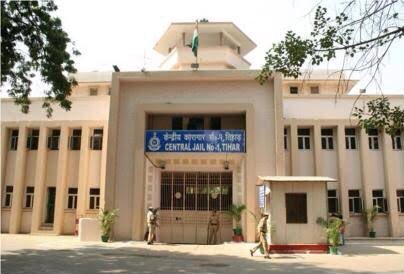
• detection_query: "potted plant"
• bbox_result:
[99,208,119,242]
[365,205,379,238]
[225,204,246,242]
[317,216,343,255]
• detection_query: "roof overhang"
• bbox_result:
[256,176,337,186]
[154,22,257,56]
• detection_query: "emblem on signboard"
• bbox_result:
[147,132,161,151]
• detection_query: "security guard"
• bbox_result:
[146,207,157,245]
[207,210,220,244]
[250,213,270,259]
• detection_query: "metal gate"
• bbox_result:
[159,171,233,244]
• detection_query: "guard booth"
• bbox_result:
[257,176,337,245]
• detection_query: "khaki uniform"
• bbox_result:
[250,216,270,257]
[207,213,220,244]
[147,210,157,244]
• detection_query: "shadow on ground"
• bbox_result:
[2,243,401,274]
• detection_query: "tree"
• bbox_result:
[1,0,80,117]
[257,0,404,84]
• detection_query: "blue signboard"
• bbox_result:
[145,130,245,153]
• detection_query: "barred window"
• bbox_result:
[397,190,404,213]
[25,186,35,208]
[4,186,13,207]
[392,130,402,150]
[90,129,103,150]
[321,128,334,150]
[348,189,363,213]
[47,129,60,150]
[9,129,19,151]
[69,129,82,150]
[368,129,379,150]
[289,86,298,94]
[284,128,288,150]
[89,188,100,209]
[67,188,78,209]
[372,189,388,213]
[298,128,311,150]
[345,128,357,150]
[27,129,40,150]
[327,189,339,214]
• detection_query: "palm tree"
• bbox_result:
[225,204,246,235]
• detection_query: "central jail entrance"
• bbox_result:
[159,171,233,244]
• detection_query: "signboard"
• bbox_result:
[258,185,266,208]
[145,130,245,153]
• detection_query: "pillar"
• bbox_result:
[359,128,372,210]
[53,126,69,234]
[290,123,298,175]
[76,126,90,217]
[9,125,28,234]
[31,125,48,232]
[313,124,322,176]
[336,125,350,229]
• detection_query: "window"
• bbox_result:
[210,117,221,130]
[27,129,39,150]
[392,130,402,150]
[172,117,183,130]
[298,128,311,150]
[187,117,204,130]
[25,186,34,208]
[9,129,19,151]
[67,188,78,209]
[47,129,60,150]
[285,193,307,223]
[284,128,288,150]
[90,129,103,150]
[310,86,319,94]
[348,190,363,213]
[397,190,404,213]
[4,186,13,207]
[89,188,100,209]
[328,189,339,213]
[69,129,82,150]
[289,86,298,94]
[345,128,357,150]
[89,87,98,96]
[321,128,334,150]
[368,129,379,150]
[372,190,388,213]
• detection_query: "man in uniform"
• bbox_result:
[250,213,270,259]
[207,210,220,244]
[146,207,157,245]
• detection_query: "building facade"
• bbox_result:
[1,22,404,243]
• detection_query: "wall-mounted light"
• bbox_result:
[224,160,230,170]
[159,160,166,170]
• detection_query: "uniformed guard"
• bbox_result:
[207,210,220,244]
[250,213,271,259]
[146,207,157,245]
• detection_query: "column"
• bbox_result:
[76,126,90,217]
[53,126,69,234]
[1,125,8,193]
[381,130,400,236]
[336,125,350,228]
[359,128,372,210]
[273,73,285,175]
[290,123,298,175]
[9,125,28,234]
[313,124,322,176]
[30,126,48,232]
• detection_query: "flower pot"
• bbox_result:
[233,227,242,236]
[232,235,244,242]
[101,235,109,242]
[329,246,338,255]
[369,231,376,238]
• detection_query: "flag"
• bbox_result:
[191,24,199,57]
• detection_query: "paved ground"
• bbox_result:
[1,234,403,274]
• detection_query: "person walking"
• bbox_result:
[146,207,157,245]
[207,210,220,244]
[250,213,270,259]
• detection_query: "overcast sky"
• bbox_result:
[11,0,404,95]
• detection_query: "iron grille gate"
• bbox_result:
[159,171,233,244]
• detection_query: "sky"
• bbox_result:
[6,0,404,95]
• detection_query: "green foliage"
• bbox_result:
[365,205,379,232]
[1,0,80,117]
[257,2,404,84]
[225,204,246,229]
[316,217,343,247]
[353,97,404,135]
[98,208,119,237]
